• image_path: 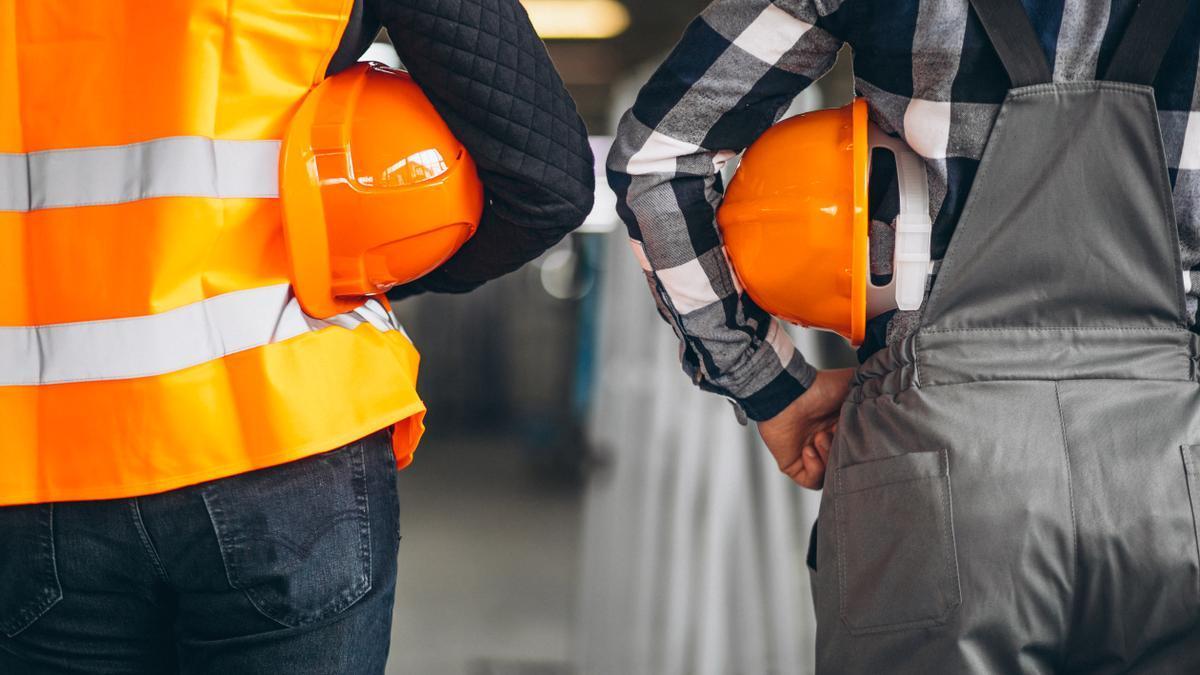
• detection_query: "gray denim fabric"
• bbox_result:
[808,81,1200,673]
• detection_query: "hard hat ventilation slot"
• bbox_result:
[867,148,900,284]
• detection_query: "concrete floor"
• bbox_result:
[386,434,582,675]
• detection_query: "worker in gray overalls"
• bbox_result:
[808,0,1200,671]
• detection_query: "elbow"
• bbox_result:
[486,170,594,249]
[606,107,665,180]
[563,170,596,232]
[519,140,597,239]
[561,134,598,232]
[536,175,595,242]
[606,112,637,177]
[476,121,596,242]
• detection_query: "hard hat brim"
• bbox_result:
[280,72,367,320]
[848,98,870,346]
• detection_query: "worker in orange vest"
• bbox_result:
[0,1,593,672]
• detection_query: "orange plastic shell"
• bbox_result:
[718,99,870,345]
[282,62,484,319]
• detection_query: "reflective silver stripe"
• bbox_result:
[0,154,30,211]
[0,285,400,386]
[0,136,281,212]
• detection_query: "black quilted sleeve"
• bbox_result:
[371,0,595,296]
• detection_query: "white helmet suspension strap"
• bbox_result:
[864,124,934,318]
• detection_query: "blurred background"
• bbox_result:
[378,3,858,673]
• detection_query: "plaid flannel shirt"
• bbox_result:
[607,0,1200,422]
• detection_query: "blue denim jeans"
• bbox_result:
[0,430,400,674]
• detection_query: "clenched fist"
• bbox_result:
[757,368,855,490]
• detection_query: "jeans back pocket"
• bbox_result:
[833,449,960,634]
[202,441,373,628]
[0,504,62,637]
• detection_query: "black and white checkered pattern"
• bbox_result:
[608,0,1200,422]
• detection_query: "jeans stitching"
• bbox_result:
[0,505,62,638]
[201,443,374,628]
[128,499,171,584]
[354,440,374,606]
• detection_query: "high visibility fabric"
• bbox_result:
[0,137,282,212]
[804,55,1200,675]
[0,0,426,506]
[0,287,396,385]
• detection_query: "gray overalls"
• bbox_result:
[808,0,1200,672]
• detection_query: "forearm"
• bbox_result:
[607,0,845,420]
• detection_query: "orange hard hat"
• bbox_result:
[281,62,484,319]
[717,98,931,345]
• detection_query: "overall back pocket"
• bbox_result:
[833,449,960,634]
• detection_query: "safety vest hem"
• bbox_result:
[1,402,426,507]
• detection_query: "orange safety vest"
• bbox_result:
[0,0,426,506]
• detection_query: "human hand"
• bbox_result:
[756,368,855,490]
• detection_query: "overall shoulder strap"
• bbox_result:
[968,0,1053,87]
[1105,0,1191,85]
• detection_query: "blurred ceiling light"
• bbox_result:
[521,0,630,40]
